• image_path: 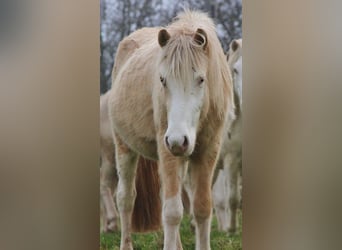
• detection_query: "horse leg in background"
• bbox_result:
[100,166,118,232]
[100,186,114,232]
[181,185,191,214]
[183,171,195,230]
[159,146,186,250]
[238,166,242,209]
[227,155,240,234]
[114,134,139,250]
[100,194,107,232]
[212,167,229,231]
[100,144,119,232]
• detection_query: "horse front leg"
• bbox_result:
[114,134,138,250]
[189,147,219,250]
[100,195,107,233]
[100,158,119,232]
[100,183,118,232]
[159,147,186,250]
[100,138,119,232]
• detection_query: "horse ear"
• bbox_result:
[194,28,207,49]
[231,39,239,52]
[158,29,170,47]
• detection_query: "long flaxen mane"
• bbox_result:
[159,10,234,120]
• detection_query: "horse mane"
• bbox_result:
[160,10,234,119]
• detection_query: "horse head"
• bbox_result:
[157,28,209,157]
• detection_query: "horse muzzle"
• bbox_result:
[165,135,189,156]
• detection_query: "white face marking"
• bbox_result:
[160,69,206,156]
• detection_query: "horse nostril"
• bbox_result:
[183,136,189,148]
[165,136,170,147]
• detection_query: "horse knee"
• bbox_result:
[116,188,136,211]
[163,196,183,225]
[193,198,212,224]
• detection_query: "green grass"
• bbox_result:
[100,212,242,250]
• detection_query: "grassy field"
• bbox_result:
[100,212,242,250]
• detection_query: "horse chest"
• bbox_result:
[110,87,158,159]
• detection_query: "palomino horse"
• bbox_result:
[100,90,161,233]
[109,10,234,250]
[183,39,243,234]
[212,38,243,234]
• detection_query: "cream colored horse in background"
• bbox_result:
[109,10,233,250]
[212,39,242,234]
[100,91,119,233]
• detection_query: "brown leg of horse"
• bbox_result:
[189,162,213,250]
[159,146,185,250]
[189,137,222,250]
[114,134,138,250]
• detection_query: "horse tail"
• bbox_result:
[132,157,161,233]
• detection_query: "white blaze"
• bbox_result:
[164,73,205,156]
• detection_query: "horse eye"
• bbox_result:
[198,77,204,85]
[160,76,166,87]
[233,68,238,74]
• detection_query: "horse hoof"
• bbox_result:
[107,222,118,232]
[105,218,118,232]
